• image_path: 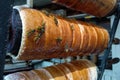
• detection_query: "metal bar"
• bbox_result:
[0,0,12,80]
[4,67,33,75]
[98,4,120,80]
[67,14,89,19]
[27,0,33,8]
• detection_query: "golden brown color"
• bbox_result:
[5,60,97,80]
[11,8,109,60]
[52,0,117,17]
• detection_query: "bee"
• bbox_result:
[65,43,69,53]
[56,37,62,44]
[27,29,35,37]
[54,17,58,26]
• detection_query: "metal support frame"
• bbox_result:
[27,0,33,8]
[98,4,120,80]
[0,0,12,80]
[0,1,119,80]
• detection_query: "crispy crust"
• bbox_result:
[71,60,90,80]
[55,64,73,80]
[45,66,67,80]
[32,69,54,80]
[5,60,97,80]
[71,60,98,80]
[63,63,81,80]
[85,23,98,54]
[78,21,90,54]
[52,0,117,17]
[91,24,105,53]
[10,8,109,60]
[5,72,29,80]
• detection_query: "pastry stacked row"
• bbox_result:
[5,60,97,80]
[10,8,109,60]
[52,0,117,17]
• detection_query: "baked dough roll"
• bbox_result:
[32,69,54,80]
[45,66,67,80]
[21,71,42,80]
[7,7,109,60]
[4,72,29,80]
[55,64,73,80]
[57,17,73,57]
[71,60,90,80]
[5,59,98,80]
[69,19,81,56]
[38,14,62,58]
[91,24,107,53]
[71,60,98,80]
[63,63,81,80]
[52,0,117,17]
[85,23,98,54]
[100,27,110,52]
[83,60,98,80]
[77,21,89,55]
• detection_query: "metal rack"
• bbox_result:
[0,0,120,80]
[98,4,120,80]
[0,0,13,80]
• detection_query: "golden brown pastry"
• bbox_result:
[5,72,28,80]
[78,21,90,54]
[91,24,106,53]
[71,60,90,80]
[100,27,110,52]
[52,0,117,17]
[69,19,81,56]
[55,64,73,80]
[8,7,109,60]
[32,69,54,80]
[85,23,98,54]
[45,66,67,80]
[63,63,81,80]
[5,60,97,80]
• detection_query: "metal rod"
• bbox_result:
[98,4,120,80]
[0,0,12,80]
[67,14,89,18]
[4,67,33,75]
[27,0,33,8]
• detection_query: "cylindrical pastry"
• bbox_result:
[52,0,117,17]
[5,60,98,80]
[4,72,28,80]
[45,66,67,80]
[62,63,81,80]
[31,69,54,80]
[7,7,109,60]
[55,64,73,80]
[71,60,98,80]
